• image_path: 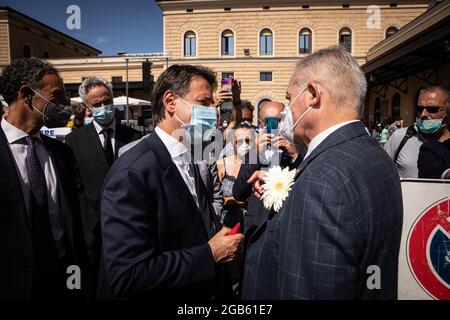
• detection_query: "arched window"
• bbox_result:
[385,26,398,38]
[374,97,381,123]
[23,45,32,58]
[392,93,401,119]
[259,29,273,55]
[299,28,312,54]
[339,28,352,53]
[184,31,196,57]
[221,29,234,56]
[42,51,50,58]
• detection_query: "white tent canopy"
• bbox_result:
[70,96,151,106]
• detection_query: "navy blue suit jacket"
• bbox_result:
[97,131,229,299]
[242,122,403,299]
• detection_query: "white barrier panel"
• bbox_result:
[399,179,450,300]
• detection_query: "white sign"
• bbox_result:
[399,179,450,300]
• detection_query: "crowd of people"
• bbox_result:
[0,45,449,300]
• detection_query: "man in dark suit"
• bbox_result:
[98,64,244,299]
[242,47,403,299]
[0,58,89,299]
[65,76,141,281]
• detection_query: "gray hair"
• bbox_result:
[78,76,113,105]
[419,85,449,105]
[292,46,367,118]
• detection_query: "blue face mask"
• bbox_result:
[416,114,447,135]
[84,117,93,126]
[92,104,115,126]
[174,96,217,144]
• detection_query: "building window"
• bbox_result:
[222,72,234,80]
[385,26,398,38]
[112,76,123,83]
[339,28,352,53]
[221,30,234,56]
[260,72,272,81]
[23,45,32,58]
[392,93,401,119]
[184,31,196,57]
[42,52,50,58]
[259,29,273,55]
[299,28,312,54]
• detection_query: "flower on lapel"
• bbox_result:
[260,166,297,212]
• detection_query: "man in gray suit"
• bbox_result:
[242,46,403,299]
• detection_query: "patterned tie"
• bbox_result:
[102,128,114,165]
[25,136,47,207]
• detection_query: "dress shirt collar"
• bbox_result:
[93,118,116,135]
[155,126,189,159]
[304,120,360,160]
[1,116,42,144]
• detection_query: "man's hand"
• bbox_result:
[272,136,299,161]
[231,79,241,104]
[208,227,244,263]
[256,133,273,155]
[214,89,232,108]
[247,170,267,199]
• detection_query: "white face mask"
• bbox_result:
[279,85,311,143]
[237,142,251,158]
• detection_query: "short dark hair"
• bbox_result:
[0,58,60,105]
[151,64,217,126]
[241,100,254,112]
[233,121,256,140]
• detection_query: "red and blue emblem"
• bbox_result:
[407,198,450,300]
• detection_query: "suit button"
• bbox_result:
[25,234,31,240]
[27,264,33,271]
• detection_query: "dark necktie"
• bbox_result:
[25,136,59,296]
[102,128,114,165]
[189,163,217,239]
[26,136,47,207]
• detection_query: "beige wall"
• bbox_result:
[0,8,100,69]
[0,11,10,66]
[160,1,428,120]
[48,58,144,84]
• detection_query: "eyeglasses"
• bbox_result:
[416,105,446,114]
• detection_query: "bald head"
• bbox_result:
[259,101,285,121]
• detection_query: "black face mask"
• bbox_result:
[31,89,72,128]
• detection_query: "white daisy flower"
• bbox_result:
[260,166,297,212]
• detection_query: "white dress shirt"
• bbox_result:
[303,120,360,160]
[93,119,116,154]
[1,116,66,257]
[155,126,199,207]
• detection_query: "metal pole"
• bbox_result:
[125,58,129,125]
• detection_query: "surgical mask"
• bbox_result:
[31,89,72,128]
[174,96,217,144]
[84,117,93,126]
[237,142,251,158]
[92,104,115,126]
[279,85,311,143]
[416,114,447,135]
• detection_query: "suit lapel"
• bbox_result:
[248,122,368,246]
[114,123,125,159]
[85,123,110,168]
[146,132,205,225]
[41,136,74,247]
[294,121,367,181]
[0,125,30,231]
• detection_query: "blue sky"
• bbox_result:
[1,0,163,55]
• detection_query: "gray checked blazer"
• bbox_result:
[242,121,403,300]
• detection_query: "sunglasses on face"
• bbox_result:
[416,105,445,114]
